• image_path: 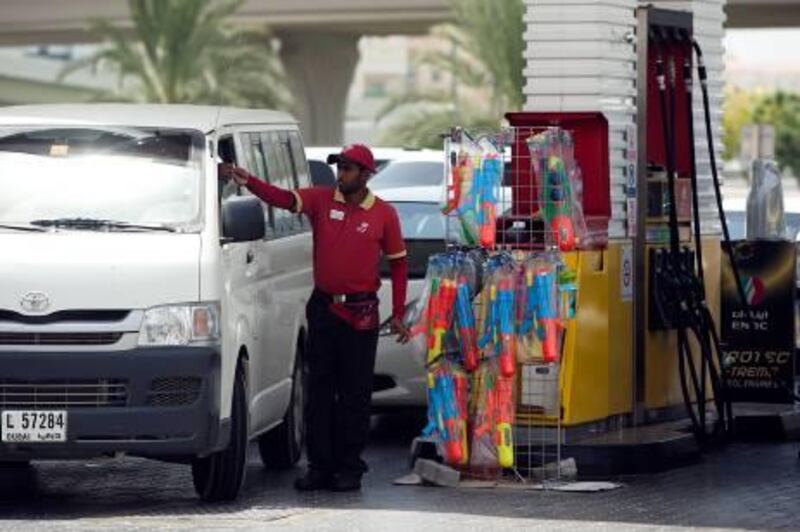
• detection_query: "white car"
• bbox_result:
[722,195,800,241]
[304,146,441,186]
[0,104,312,502]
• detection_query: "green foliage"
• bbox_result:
[722,87,760,160]
[751,91,800,174]
[61,0,291,109]
[378,0,524,147]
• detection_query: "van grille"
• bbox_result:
[0,332,123,346]
[0,379,128,408]
[0,310,130,325]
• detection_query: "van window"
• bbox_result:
[287,131,311,232]
[260,131,304,237]
[289,131,310,188]
[240,132,275,237]
[0,126,204,230]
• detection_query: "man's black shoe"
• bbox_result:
[294,470,333,491]
[331,473,362,492]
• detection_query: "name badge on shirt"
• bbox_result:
[329,209,345,221]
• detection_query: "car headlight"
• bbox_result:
[138,303,220,346]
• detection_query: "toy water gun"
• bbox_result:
[558,267,578,320]
[472,370,496,441]
[516,267,543,362]
[454,276,480,371]
[453,369,470,465]
[477,155,502,249]
[496,277,516,377]
[519,268,537,336]
[431,371,464,465]
[425,261,458,364]
[425,276,442,364]
[443,150,471,215]
[494,375,515,468]
[534,268,560,362]
[543,155,576,251]
[471,368,514,469]
[477,281,497,352]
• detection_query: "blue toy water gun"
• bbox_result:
[454,276,479,371]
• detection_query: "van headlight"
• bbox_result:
[138,303,220,346]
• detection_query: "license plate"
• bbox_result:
[1,410,67,443]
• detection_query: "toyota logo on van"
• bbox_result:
[20,292,51,313]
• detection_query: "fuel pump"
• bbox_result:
[641,8,747,442]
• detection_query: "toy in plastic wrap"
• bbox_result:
[496,277,516,377]
[527,129,587,251]
[442,131,504,249]
[454,275,480,371]
[518,265,544,362]
[471,361,515,469]
[534,267,560,363]
[443,150,472,215]
[477,254,517,377]
[494,375,515,468]
[517,254,573,364]
[477,154,502,249]
[406,251,480,368]
[423,362,469,466]
[427,277,457,365]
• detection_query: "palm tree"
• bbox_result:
[377,0,525,149]
[61,0,291,110]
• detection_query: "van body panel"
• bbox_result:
[0,232,200,312]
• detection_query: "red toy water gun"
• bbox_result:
[433,371,464,465]
[534,268,560,362]
[453,369,470,465]
[443,150,470,214]
[428,278,457,365]
[494,375,515,468]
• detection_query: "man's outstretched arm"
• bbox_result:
[219,163,298,212]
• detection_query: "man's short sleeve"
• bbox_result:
[292,187,328,218]
[381,204,407,260]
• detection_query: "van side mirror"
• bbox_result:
[221,196,266,243]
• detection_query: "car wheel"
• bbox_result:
[192,362,248,502]
[258,344,305,469]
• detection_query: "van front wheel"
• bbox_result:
[191,364,248,502]
[258,345,305,469]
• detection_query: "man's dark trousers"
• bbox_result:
[305,293,379,478]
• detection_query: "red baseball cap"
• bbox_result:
[327,144,377,174]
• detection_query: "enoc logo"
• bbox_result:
[742,276,766,306]
[20,291,51,313]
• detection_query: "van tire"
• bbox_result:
[258,345,305,469]
[0,460,30,468]
[191,364,248,502]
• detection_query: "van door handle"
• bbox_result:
[246,250,255,264]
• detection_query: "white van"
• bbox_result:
[0,104,313,502]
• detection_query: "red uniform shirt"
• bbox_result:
[289,187,407,295]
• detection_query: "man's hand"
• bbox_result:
[218,163,251,186]
[390,316,410,344]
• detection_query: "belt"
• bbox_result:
[312,288,377,304]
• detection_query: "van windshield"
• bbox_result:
[0,126,204,231]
